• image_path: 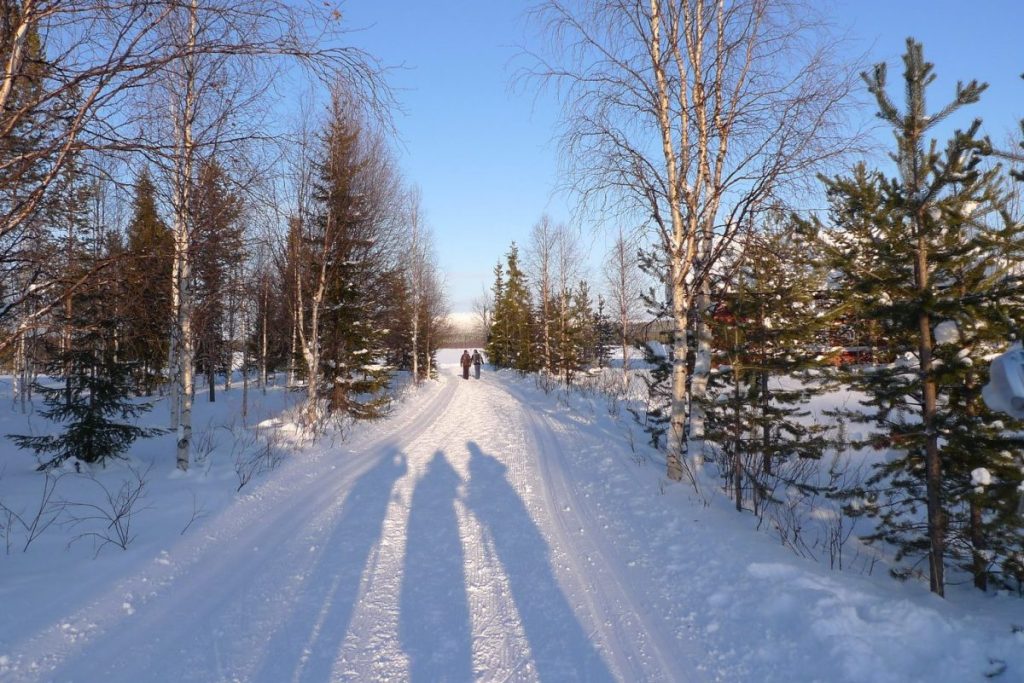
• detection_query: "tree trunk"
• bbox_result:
[411,306,419,385]
[916,231,944,596]
[621,324,630,395]
[667,272,689,482]
[761,370,771,476]
[424,322,432,379]
[288,301,298,388]
[734,367,743,512]
[260,277,268,394]
[173,0,199,472]
[690,270,713,443]
[970,498,987,591]
[242,349,249,424]
[0,1,32,115]
[64,291,73,408]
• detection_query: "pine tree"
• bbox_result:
[816,39,1024,594]
[703,223,835,514]
[629,246,676,450]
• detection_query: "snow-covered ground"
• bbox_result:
[0,352,1021,681]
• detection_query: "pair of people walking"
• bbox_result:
[461,349,483,380]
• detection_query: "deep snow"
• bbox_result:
[0,351,1021,682]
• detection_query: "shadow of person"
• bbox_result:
[465,441,616,682]
[399,451,473,682]
[252,450,408,683]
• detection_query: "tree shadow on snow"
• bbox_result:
[465,441,615,682]
[251,449,407,683]
[399,451,474,682]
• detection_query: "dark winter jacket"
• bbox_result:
[460,352,472,368]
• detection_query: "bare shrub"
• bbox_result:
[180,490,208,536]
[0,469,66,553]
[65,464,151,556]
[234,424,285,492]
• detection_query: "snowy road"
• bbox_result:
[1,361,701,682]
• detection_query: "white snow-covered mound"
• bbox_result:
[983,343,1024,418]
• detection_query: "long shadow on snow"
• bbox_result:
[399,451,474,682]
[465,441,615,682]
[252,449,407,683]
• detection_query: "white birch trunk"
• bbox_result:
[260,277,268,395]
[689,264,713,447]
[410,220,420,385]
[172,0,199,471]
[649,0,690,482]
[242,348,249,424]
[667,268,689,481]
[0,0,32,117]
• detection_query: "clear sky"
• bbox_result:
[341,1,1024,314]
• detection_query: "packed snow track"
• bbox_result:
[0,359,700,682]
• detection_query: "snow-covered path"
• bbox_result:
[1,361,699,682]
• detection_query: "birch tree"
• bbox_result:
[144,1,389,470]
[604,227,642,392]
[527,214,558,373]
[530,0,858,480]
[2,1,390,471]
[405,187,428,384]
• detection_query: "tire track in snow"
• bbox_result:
[2,377,459,683]
[4,365,694,682]
[512,387,705,682]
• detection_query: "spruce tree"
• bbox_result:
[487,244,536,373]
[816,39,1024,594]
[485,261,507,367]
[311,105,394,418]
[9,269,165,470]
[122,170,173,395]
[192,160,243,401]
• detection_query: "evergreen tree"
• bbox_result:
[552,278,597,385]
[8,264,165,470]
[592,294,614,370]
[485,261,507,366]
[310,103,395,418]
[815,39,1024,594]
[122,170,174,394]
[192,159,244,401]
[487,244,536,373]
[702,223,835,514]
[629,246,675,450]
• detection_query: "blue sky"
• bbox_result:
[341,1,1024,314]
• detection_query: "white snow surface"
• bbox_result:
[984,343,1024,418]
[0,354,1022,682]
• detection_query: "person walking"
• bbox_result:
[460,350,472,380]
[471,349,483,379]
